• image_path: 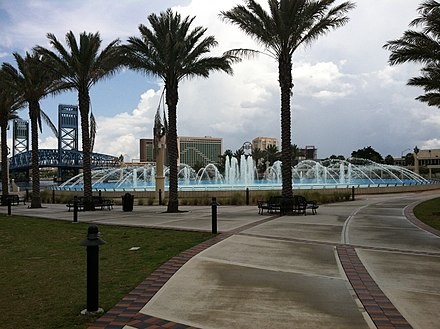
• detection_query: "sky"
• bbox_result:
[0,0,437,161]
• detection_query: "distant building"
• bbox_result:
[178,136,222,167]
[302,145,318,160]
[395,148,440,178]
[139,139,155,162]
[252,137,278,151]
[139,136,223,167]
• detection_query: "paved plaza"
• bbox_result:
[2,191,440,329]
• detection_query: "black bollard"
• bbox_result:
[351,186,355,201]
[52,189,55,204]
[80,225,106,314]
[159,189,162,206]
[246,188,250,206]
[73,196,78,223]
[7,198,11,216]
[211,197,217,234]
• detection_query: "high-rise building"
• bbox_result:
[178,136,222,167]
[252,137,278,151]
[139,139,155,162]
[139,136,223,167]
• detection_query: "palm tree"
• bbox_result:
[0,68,24,197]
[265,144,279,165]
[2,52,66,208]
[124,9,236,212]
[221,0,354,199]
[35,31,124,210]
[384,1,440,107]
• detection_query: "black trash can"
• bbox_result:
[122,193,134,212]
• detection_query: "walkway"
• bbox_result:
[2,191,440,328]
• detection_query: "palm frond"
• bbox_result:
[90,111,96,153]
[40,110,58,137]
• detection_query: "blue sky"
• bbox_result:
[0,0,435,161]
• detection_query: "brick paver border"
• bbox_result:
[89,209,422,329]
[337,245,413,329]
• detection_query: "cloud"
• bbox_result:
[6,0,440,163]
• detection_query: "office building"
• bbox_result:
[252,137,278,151]
[178,136,222,167]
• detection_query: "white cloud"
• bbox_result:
[4,0,440,162]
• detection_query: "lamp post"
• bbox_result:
[414,146,420,174]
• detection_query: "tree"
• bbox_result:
[384,1,440,107]
[384,154,395,165]
[265,144,280,165]
[2,52,65,208]
[351,146,383,163]
[35,31,124,210]
[221,0,355,199]
[124,9,235,212]
[0,68,24,197]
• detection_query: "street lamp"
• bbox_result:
[413,146,420,174]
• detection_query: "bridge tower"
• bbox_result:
[58,104,79,179]
[12,119,29,156]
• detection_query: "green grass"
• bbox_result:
[413,197,440,231]
[0,215,212,329]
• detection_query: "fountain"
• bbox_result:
[58,157,432,191]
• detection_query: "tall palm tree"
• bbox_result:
[221,0,354,199]
[2,52,66,208]
[384,1,440,107]
[35,31,124,210]
[124,8,236,212]
[0,68,24,197]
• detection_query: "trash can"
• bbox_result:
[122,193,134,212]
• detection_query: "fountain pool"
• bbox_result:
[56,156,432,192]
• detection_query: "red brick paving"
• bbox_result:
[337,245,413,329]
[88,212,417,329]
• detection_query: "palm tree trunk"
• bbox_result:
[166,80,179,213]
[79,88,93,210]
[279,54,293,199]
[30,102,42,208]
[1,122,9,197]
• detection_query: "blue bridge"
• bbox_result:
[9,149,120,171]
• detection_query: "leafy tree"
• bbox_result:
[329,154,346,160]
[221,0,355,199]
[124,9,235,212]
[35,31,124,210]
[384,1,440,107]
[2,52,65,208]
[0,68,24,197]
[384,154,395,165]
[351,146,383,163]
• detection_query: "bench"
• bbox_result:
[66,196,113,211]
[258,195,318,215]
[1,194,26,206]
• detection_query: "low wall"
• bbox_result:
[48,183,440,206]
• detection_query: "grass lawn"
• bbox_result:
[0,215,212,329]
[413,197,440,231]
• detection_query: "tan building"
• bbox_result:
[140,136,223,167]
[252,137,278,151]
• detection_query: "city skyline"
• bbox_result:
[0,0,435,161]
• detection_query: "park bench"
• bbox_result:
[1,194,26,206]
[258,195,318,215]
[66,196,113,211]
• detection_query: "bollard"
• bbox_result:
[246,188,249,206]
[73,196,78,223]
[351,186,355,201]
[52,189,55,204]
[7,198,11,216]
[211,197,217,234]
[159,189,162,206]
[25,189,29,203]
[80,225,106,314]
[98,190,102,198]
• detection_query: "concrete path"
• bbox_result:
[2,191,440,328]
